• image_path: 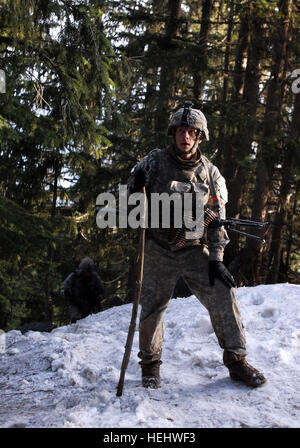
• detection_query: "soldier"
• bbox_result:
[61,257,104,323]
[127,101,266,389]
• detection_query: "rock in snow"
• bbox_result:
[0,283,299,428]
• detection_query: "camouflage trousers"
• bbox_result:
[68,304,82,324]
[138,239,247,365]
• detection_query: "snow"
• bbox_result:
[0,283,299,429]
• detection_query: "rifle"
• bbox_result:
[204,209,268,243]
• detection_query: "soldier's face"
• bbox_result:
[175,127,199,155]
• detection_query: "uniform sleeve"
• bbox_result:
[207,166,230,261]
[127,149,159,194]
[94,274,104,300]
[60,273,75,297]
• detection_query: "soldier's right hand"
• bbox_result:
[208,261,236,289]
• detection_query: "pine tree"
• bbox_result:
[0,0,117,329]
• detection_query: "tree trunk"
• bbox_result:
[224,16,266,272]
[240,0,292,285]
[193,0,213,102]
[155,0,182,136]
[232,13,249,103]
[283,181,299,282]
[222,9,250,195]
[222,3,234,103]
[266,88,300,283]
[164,0,182,39]
[45,156,60,322]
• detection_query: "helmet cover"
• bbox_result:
[167,101,209,141]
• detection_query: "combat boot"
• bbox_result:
[141,360,162,389]
[223,351,266,388]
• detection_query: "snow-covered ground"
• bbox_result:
[0,283,299,428]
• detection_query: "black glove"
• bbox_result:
[208,261,237,289]
[131,168,147,193]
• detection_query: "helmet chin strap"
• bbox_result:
[187,129,204,153]
[187,139,199,154]
[174,140,199,158]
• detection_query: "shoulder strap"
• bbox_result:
[199,157,221,214]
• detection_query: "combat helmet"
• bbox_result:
[167,101,209,141]
[78,257,95,273]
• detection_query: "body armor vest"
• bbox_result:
[146,147,215,251]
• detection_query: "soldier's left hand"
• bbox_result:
[208,261,237,289]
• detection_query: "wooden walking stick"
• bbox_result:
[116,186,147,397]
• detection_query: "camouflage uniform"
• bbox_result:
[128,145,247,366]
[61,258,104,323]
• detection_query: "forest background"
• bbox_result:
[0,0,299,331]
